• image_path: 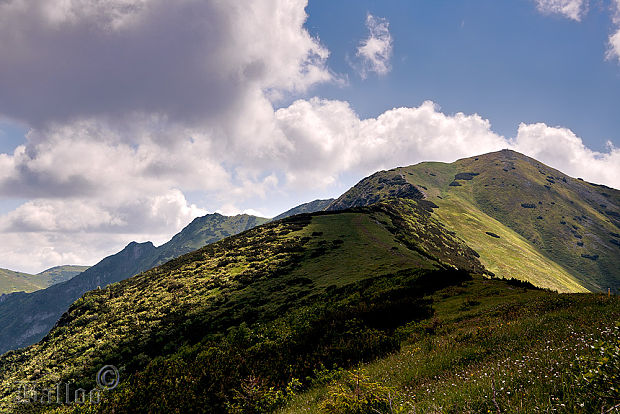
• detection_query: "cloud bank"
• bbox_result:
[2,96,619,272]
[0,0,331,127]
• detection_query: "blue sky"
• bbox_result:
[0,122,27,154]
[1,0,619,272]
[298,0,620,151]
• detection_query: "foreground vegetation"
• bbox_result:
[14,275,619,414]
[282,278,620,413]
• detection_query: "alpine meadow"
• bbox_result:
[0,1,619,414]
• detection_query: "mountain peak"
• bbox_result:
[124,240,156,252]
[327,151,620,292]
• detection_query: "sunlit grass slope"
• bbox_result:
[328,149,620,292]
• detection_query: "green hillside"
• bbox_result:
[0,200,485,412]
[146,213,270,268]
[328,149,620,293]
[0,266,89,295]
[0,214,269,355]
[0,199,618,413]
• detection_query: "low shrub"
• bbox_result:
[320,369,400,414]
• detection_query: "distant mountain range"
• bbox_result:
[0,214,270,354]
[0,265,89,295]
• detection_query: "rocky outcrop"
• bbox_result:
[327,173,424,211]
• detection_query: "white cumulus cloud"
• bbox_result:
[606,0,620,62]
[608,30,620,62]
[274,99,506,186]
[511,123,620,186]
[274,99,620,190]
[535,0,587,21]
[355,14,393,78]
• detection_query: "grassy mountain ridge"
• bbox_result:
[144,213,269,268]
[328,149,620,292]
[0,203,335,356]
[0,199,485,412]
[0,266,89,295]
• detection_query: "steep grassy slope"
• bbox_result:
[0,266,89,295]
[272,199,334,220]
[0,200,485,413]
[0,214,268,354]
[328,149,620,293]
